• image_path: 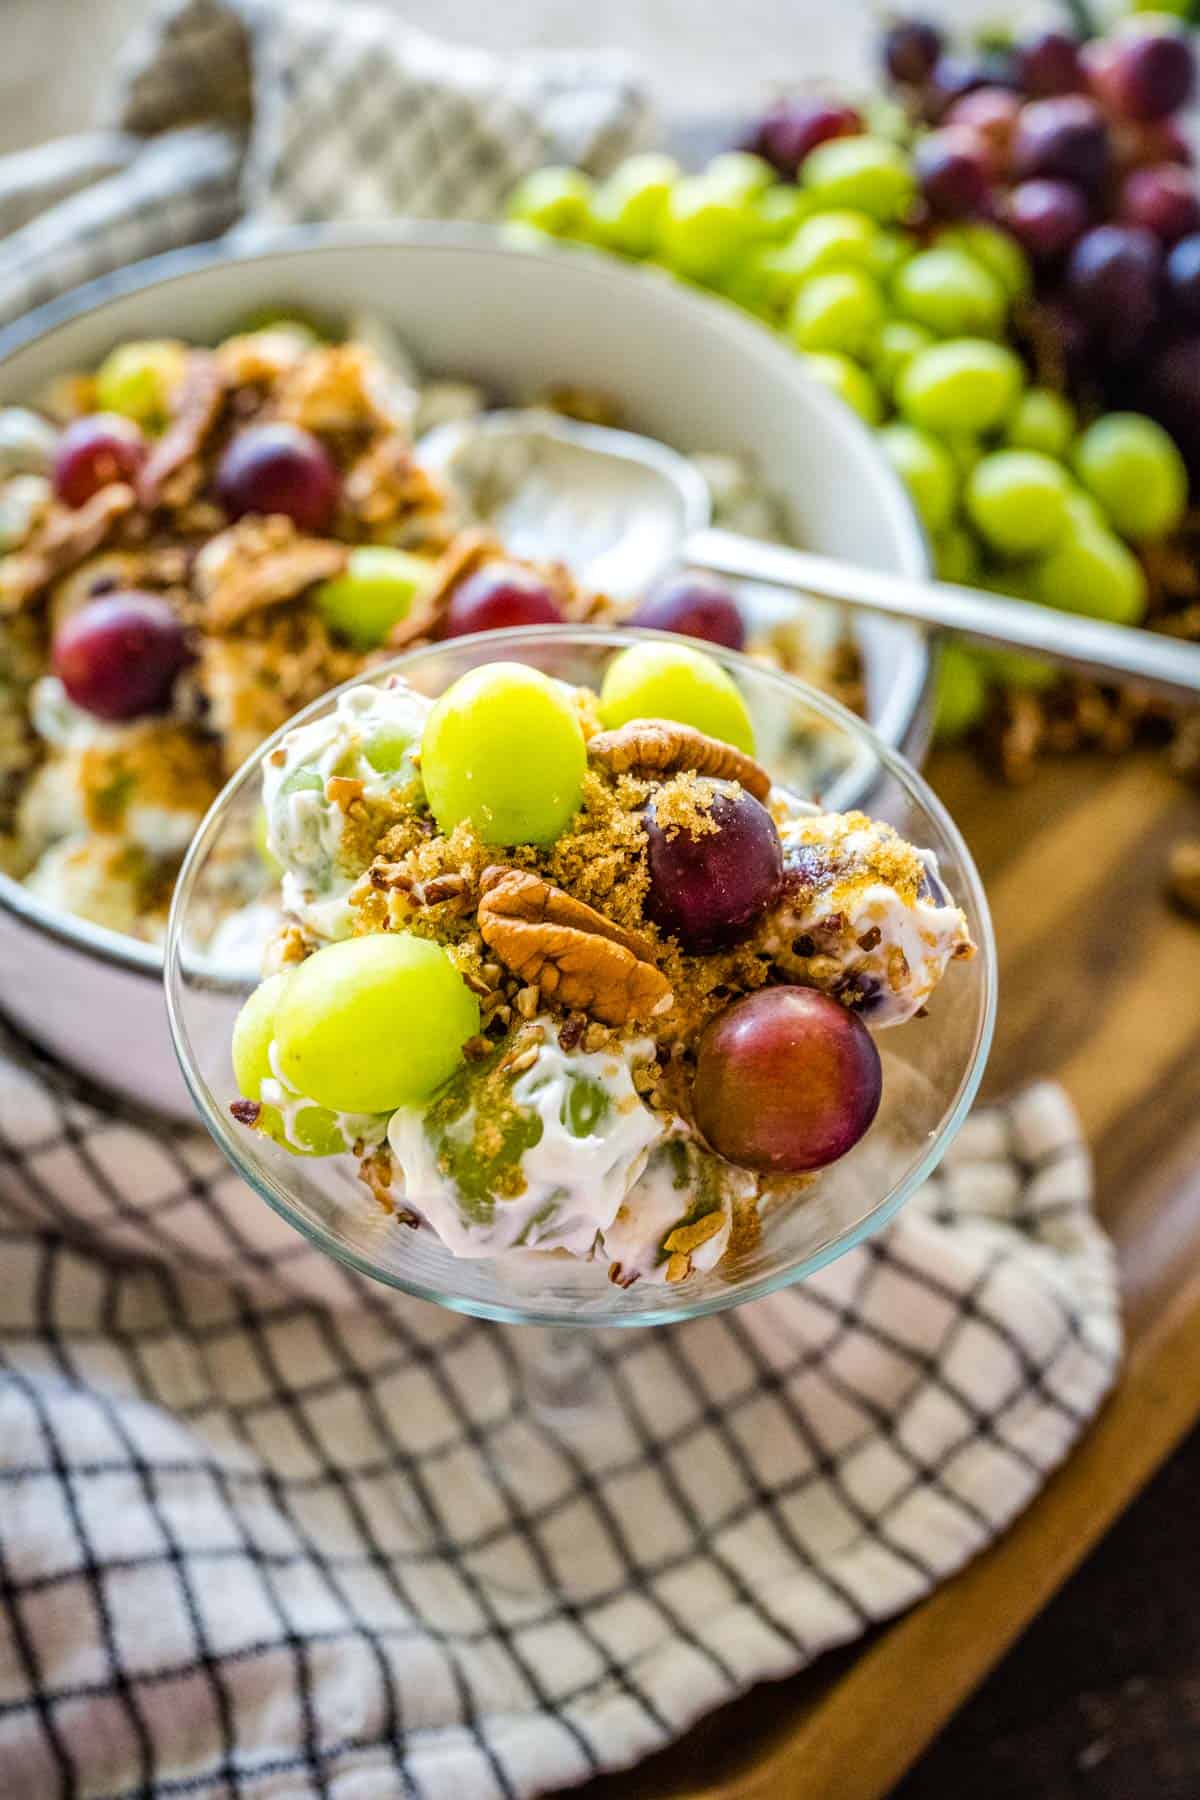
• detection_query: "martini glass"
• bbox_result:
[164,627,995,1543]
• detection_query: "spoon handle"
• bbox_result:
[686,526,1200,702]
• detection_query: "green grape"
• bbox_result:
[896,339,1023,436]
[893,249,1007,339]
[599,641,755,752]
[800,135,916,223]
[945,435,984,482]
[236,307,330,342]
[752,185,814,241]
[499,221,559,253]
[933,641,987,743]
[232,972,346,1156]
[1034,525,1148,625]
[274,935,480,1115]
[505,166,595,237]
[935,224,1031,301]
[934,525,980,585]
[797,352,883,425]
[421,662,586,845]
[966,451,1072,557]
[1072,413,1188,543]
[976,647,1059,691]
[1063,488,1109,535]
[787,269,885,356]
[314,547,434,650]
[661,175,749,280]
[1006,388,1076,459]
[867,229,915,286]
[362,722,420,776]
[591,153,679,257]
[880,423,957,536]
[785,210,879,280]
[871,320,935,398]
[253,805,283,879]
[704,151,775,201]
[94,340,187,429]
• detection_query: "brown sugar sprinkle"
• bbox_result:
[650,772,722,842]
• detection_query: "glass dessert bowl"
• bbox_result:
[165,627,995,1328]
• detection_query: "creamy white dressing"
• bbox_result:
[260,1038,388,1155]
[264,681,429,941]
[601,1135,756,1285]
[387,1022,664,1260]
[774,813,972,1027]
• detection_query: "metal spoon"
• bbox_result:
[417,410,1200,702]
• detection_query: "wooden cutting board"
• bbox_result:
[567,745,1200,1800]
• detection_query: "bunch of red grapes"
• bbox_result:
[878,13,1200,472]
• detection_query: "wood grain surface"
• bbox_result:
[563,746,1200,1800]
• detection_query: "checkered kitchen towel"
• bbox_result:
[0,1015,1121,1799]
[0,0,652,330]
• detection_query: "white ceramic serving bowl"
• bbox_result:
[0,224,931,1118]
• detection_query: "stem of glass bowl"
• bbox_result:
[518,1325,603,1419]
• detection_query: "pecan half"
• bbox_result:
[0,484,136,612]
[587,719,771,802]
[477,867,672,1027]
[194,515,348,631]
[137,350,225,509]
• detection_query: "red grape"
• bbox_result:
[216,423,339,531]
[945,89,1022,171]
[924,57,993,121]
[1021,295,1092,378]
[693,987,883,1174]
[1143,335,1200,474]
[1067,224,1162,354]
[52,592,191,722]
[442,564,564,636]
[742,101,862,180]
[1095,29,1194,124]
[1015,31,1084,99]
[1005,178,1089,259]
[1012,96,1111,193]
[1166,233,1200,322]
[882,18,944,86]
[629,575,745,649]
[914,128,993,217]
[1118,164,1200,244]
[1119,116,1193,172]
[52,414,146,508]
[645,782,781,953]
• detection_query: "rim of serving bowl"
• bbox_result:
[165,622,995,1328]
[0,220,932,983]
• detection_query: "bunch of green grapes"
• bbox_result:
[505,139,1188,740]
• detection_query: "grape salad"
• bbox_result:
[0,318,853,948]
[231,643,974,1285]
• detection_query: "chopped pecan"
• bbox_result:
[477,866,672,1027]
[343,434,446,535]
[194,515,348,631]
[137,350,225,509]
[587,719,771,802]
[215,329,308,388]
[325,775,365,809]
[230,1098,262,1126]
[358,1146,419,1225]
[0,484,136,612]
[274,344,404,434]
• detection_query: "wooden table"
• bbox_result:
[569,746,1200,1800]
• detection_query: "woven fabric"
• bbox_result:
[0,0,651,330]
[0,1021,1121,1799]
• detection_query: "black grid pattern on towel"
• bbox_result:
[0,1018,1120,1800]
